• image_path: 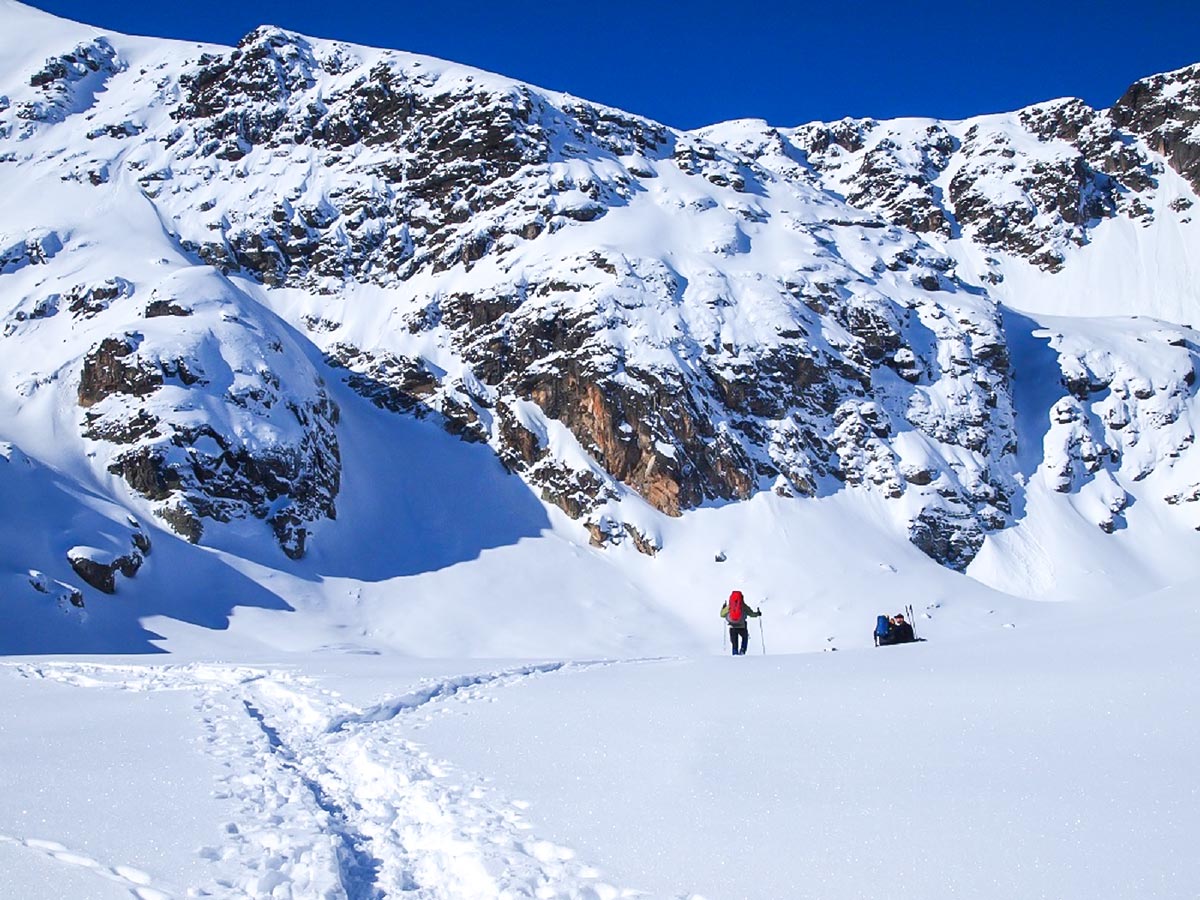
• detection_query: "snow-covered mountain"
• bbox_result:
[2,0,1199,655]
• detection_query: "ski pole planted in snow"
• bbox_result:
[758,598,767,655]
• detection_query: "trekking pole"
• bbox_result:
[758,614,766,655]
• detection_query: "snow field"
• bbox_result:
[406,596,1200,900]
[1,660,672,899]
[2,582,1196,900]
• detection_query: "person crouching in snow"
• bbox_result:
[888,613,915,644]
[721,590,761,655]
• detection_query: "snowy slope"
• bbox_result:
[0,0,1198,658]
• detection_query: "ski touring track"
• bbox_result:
[4,658,700,900]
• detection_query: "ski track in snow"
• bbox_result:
[2,659,696,900]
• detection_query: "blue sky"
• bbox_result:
[23,0,1200,130]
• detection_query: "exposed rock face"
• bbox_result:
[69,270,343,559]
[1037,324,1197,533]
[792,119,956,237]
[145,299,191,318]
[78,335,163,409]
[1111,63,1200,194]
[733,97,1161,274]
[16,38,124,128]
[65,523,149,595]
[95,389,340,560]
[67,546,142,594]
[325,343,488,444]
[377,234,1018,568]
[65,277,134,318]
[164,27,664,288]
[907,507,985,573]
[3,16,1199,574]
[0,228,63,274]
[101,400,341,559]
[949,124,1107,271]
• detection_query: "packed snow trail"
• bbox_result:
[4,660,692,900]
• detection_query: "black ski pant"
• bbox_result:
[729,625,749,655]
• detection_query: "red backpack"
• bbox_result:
[728,591,745,624]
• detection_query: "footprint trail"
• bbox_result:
[3,660,699,899]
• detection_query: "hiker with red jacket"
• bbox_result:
[720,590,762,655]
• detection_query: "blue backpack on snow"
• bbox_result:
[874,615,891,645]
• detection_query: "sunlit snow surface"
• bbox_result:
[0,2,1199,895]
[2,584,1197,899]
